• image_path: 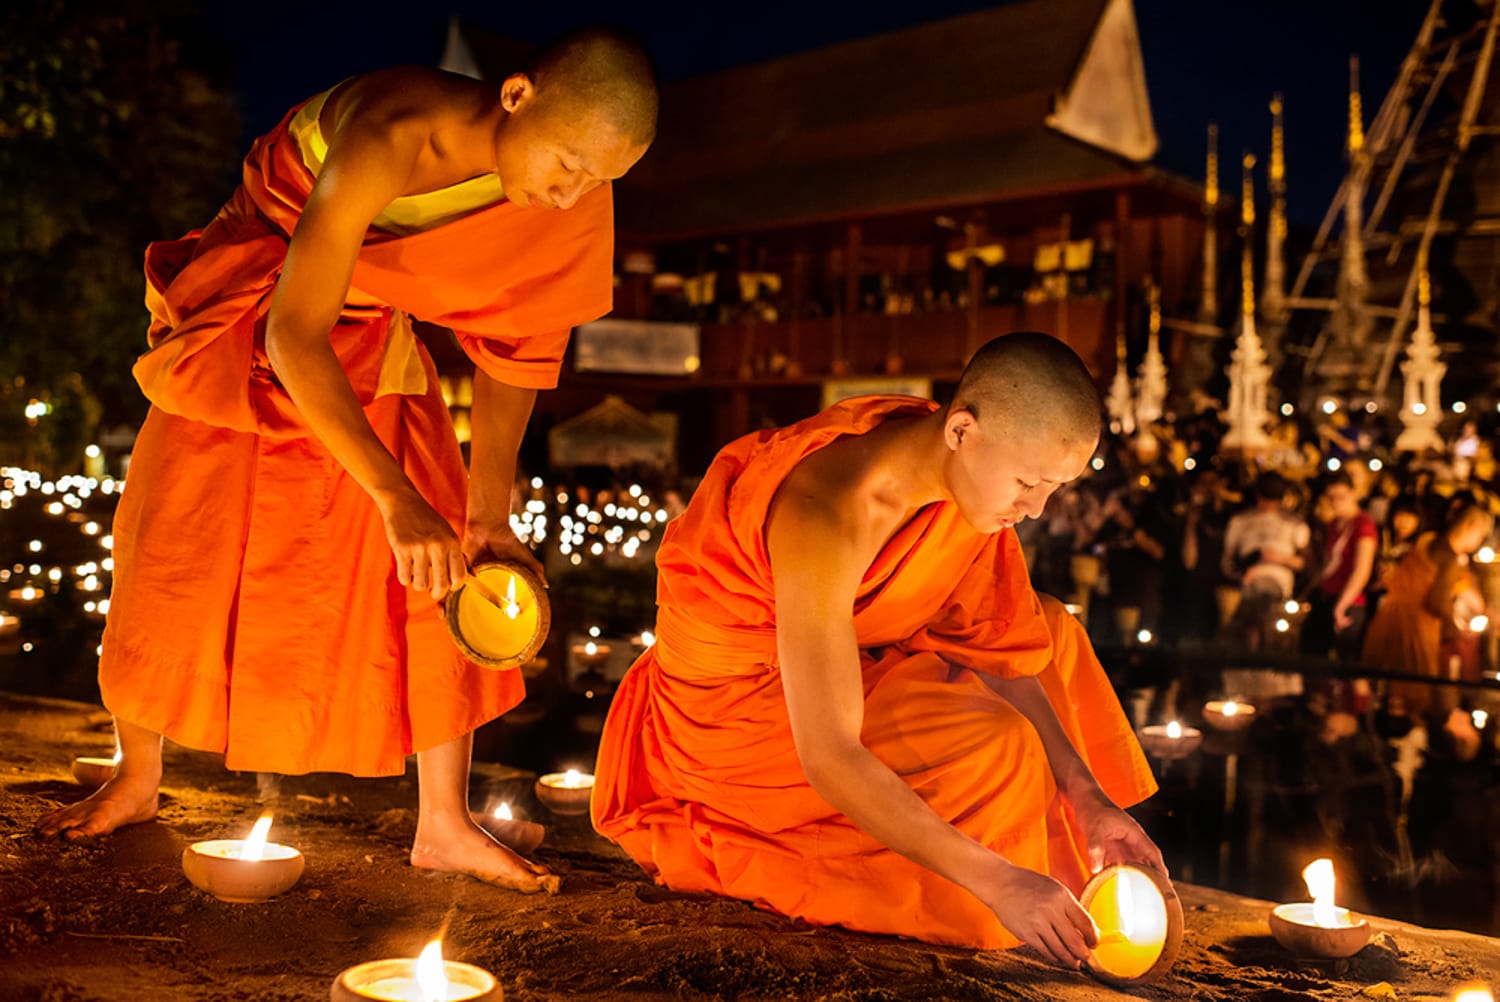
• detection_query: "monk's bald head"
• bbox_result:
[529,26,659,146]
[951,332,1102,451]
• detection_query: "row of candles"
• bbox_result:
[72,753,595,1000]
[509,479,673,567]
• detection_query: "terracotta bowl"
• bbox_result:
[1202,700,1257,732]
[534,773,594,816]
[1080,864,1185,987]
[1269,903,1371,957]
[182,841,304,903]
[71,755,117,788]
[1137,724,1203,760]
[330,958,501,1001]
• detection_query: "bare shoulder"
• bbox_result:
[768,432,898,568]
[321,67,493,141]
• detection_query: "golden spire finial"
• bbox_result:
[1269,94,1285,185]
[1241,154,1256,316]
[1148,279,1161,337]
[1418,249,1431,309]
[1348,55,1364,154]
[1241,153,1256,228]
[1205,123,1219,207]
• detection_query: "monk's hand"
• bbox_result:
[380,490,466,601]
[1072,786,1168,878]
[980,859,1098,969]
[464,518,546,584]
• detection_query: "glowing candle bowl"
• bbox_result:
[570,640,613,671]
[1268,858,1371,958]
[1080,864,1184,986]
[331,939,500,1002]
[473,801,545,856]
[534,769,594,816]
[1137,721,1203,760]
[71,754,119,788]
[1202,699,1257,732]
[182,814,304,903]
[445,561,549,670]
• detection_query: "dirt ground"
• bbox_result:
[3,692,1497,1002]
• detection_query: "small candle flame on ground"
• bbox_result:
[1165,720,1182,739]
[583,641,598,656]
[562,769,586,787]
[1475,709,1490,730]
[1221,701,1240,717]
[239,813,274,862]
[1303,858,1341,927]
[1451,986,1494,1002]
[493,802,512,821]
[416,939,447,1002]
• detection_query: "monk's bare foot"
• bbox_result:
[411,812,559,894]
[37,772,159,841]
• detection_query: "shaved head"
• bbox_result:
[529,26,659,146]
[951,332,1102,450]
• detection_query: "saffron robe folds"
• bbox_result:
[101,100,614,776]
[593,397,1157,950]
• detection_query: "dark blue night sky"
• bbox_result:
[199,0,1428,225]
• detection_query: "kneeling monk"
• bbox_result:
[38,29,657,892]
[594,332,1163,964]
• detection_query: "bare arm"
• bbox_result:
[465,371,543,575]
[264,86,469,599]
[767,474,1097,967]
[1334,536,1377,626]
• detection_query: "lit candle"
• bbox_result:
[1137,721,1202,760]
[444,562,549,670]
[1449,985,1494,1002]
[181,812,305,903]
[71,750,121,788]
[1202,699,1257,732]
[8,586,43,606]
[331,939,499,1002]
[535,769,595,816]
[1268,857,1371,957]
[471,800,545,856]
[1080,864,1183,986]
[570,639,614,670]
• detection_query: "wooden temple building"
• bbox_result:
[440,0,1216,471]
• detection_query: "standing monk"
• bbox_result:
[594,332,1163,964]
[38,28,657,892]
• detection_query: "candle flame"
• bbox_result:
[584,641,597,656]
[1114,870,1135,940]
[240,813,273,862]
[494,801,513,821]
[564,768,583,787]
[1451,987,1494,1002]
[1303,858,1339,927]
[1222,701,1240,717]
[1470,615,1489,633]
[503,576,520,620]
[416,938,447,1002]
[1165,720,1183,739]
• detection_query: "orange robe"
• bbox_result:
[593,397,1158,950]
[100,98,614,776]
[1362,533,1473,715]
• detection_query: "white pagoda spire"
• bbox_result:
[1395,263,1446,453]
[1199,123,1220,325]
[1135,280,1168,426]
[1221,154,1272,455]
[1106,330,1136,437]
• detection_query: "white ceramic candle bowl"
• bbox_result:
[330,958,501,1001]
[1269,902,1371,957]
[182,840,305,903]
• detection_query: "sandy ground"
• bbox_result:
[3,691,1498,1002]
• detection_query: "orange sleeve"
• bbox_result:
[454,327,573,390]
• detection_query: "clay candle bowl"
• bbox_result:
[331,939,500,1002]
[570,640,613,672]
[1137,720,1203,760]
[474,801,545,856]
[445,561,549,670]
[182,813,304,903]
[1268,858,1371,958]
[1080,863,1184,986]
[1202,699,1257,732]
[71,753,119,788]
[535,769,594,816]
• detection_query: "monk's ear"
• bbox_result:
[944,408,977,451]
[499,73,537,114]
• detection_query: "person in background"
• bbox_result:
[1221,471,1308,651]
